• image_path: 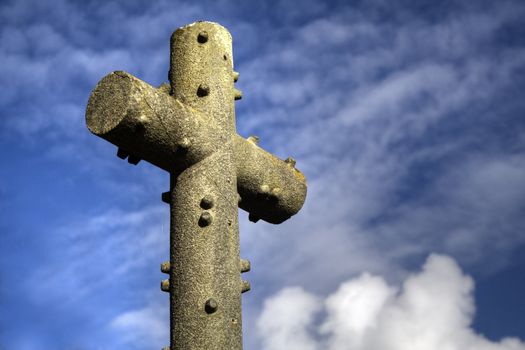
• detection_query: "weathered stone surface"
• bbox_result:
[85,21,308,350]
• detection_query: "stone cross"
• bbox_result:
[85,21,307,350]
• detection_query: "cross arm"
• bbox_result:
[86,71,220,171]
[234,136,306,224]
[86,71,306,224]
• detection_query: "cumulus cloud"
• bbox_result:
[257,287,321,350]
[257,255,525,350]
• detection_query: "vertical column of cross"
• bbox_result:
[162,22,243,350]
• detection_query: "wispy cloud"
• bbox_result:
[26,205,168,307]
[238,0,525,286]
[110,300,169,349]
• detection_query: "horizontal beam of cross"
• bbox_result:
[86,71,306,224]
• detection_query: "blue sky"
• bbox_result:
[1,0,525,349]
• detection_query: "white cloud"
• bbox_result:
[257,287,321,350]
[257,254,525,350]
[320,273,394,344]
